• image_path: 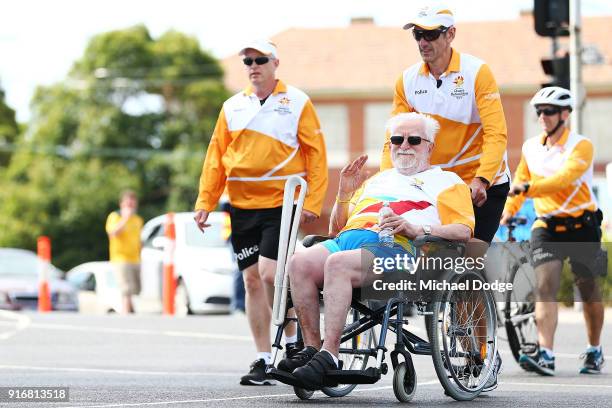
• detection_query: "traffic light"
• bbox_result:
[534,0,569,37]
[541,53,570,89]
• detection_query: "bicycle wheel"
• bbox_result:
[321,306,374,397]
[504,256,538,362]
[429,270,498,401]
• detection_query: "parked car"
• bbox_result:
[140,212,235,315]
[66,261,122,314]
[0,248,78,311]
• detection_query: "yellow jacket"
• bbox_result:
[505,128,597,223]
[195,80,328,215]
[381,49,509,186]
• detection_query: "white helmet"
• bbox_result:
[530,86,574,110]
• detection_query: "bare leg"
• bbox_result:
[288,245,330,349]
[122,295,134,314]
[575,276,604,346]
[259,256,297,338]
[463,239,490,353]
[243,263,271,352]
[534,259,563,349]
[321,249,373,356]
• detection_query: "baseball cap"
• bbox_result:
[239,39,278,59]
[403,5,455,30]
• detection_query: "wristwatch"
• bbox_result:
[422,225,432,235]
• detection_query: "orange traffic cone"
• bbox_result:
[162,213,176,315]
[37,236,52,312]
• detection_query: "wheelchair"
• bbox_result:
[267,177,499,402]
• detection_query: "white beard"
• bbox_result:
[392,150,427,175]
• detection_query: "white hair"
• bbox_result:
[385,112,440,143]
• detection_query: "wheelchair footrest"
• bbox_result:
[267,368,303,387]
[325,367,381,384]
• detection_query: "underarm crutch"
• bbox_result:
[272,175,307,327]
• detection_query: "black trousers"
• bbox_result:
[473,182,510,243]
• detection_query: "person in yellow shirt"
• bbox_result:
[193,39,328,385]
[381,5,509,244]
[106,190,144,314]
[502,86,605,376]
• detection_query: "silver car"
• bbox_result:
[0,248,78,311]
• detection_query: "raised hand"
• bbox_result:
[338,154,369,197]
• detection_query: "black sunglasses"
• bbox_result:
[412,27,449,42]
[390,135,431,146]
[535,107,561,117]
[243,56,271,66]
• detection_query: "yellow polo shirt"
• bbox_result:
[106,212,144,263]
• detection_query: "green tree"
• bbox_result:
[0,82,19,166]
[0,25,228,270]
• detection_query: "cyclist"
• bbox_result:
[501,86,605,375]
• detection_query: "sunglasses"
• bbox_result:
[390,135,431,146]
[243,56,271,66]
[535,107,561,117]
[412,27,449,42]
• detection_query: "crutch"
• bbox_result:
[270,176,307,363]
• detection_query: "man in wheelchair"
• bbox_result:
[274,112,500,392]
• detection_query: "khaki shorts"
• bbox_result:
[113,263,141,296]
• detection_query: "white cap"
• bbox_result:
[403,5,455,30]
[239,39,278,59]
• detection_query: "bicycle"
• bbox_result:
[498,216,539,364]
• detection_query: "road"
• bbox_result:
[0,309,610,407]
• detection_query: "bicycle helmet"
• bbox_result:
[530,86,574,111]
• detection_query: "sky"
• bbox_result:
[1,0,612,122]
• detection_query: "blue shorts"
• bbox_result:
[320,230,415,273]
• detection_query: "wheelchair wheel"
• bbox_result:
[393,361,417,402]
[429,270,498,401]
[504,262,538,362]
[321,306,374,397]
[293,386,314,400]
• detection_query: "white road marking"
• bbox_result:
[56,381,440,407]
[0,364,240,377]
[0,310,31,340]
[0,320,251,341]
[499,349,588,359]
[501,381,612,389]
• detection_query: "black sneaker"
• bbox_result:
[292,351,338,391]
[580,348,604,374]
[240,359,275,385]
[284,341,304,360]
[278,345,317,373]
[519,350,555,376]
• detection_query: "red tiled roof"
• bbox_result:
[222,14,612,95]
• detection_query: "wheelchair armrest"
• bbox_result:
[413,235,466,256]
[302,235,333,248]
[413,235,454,247]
